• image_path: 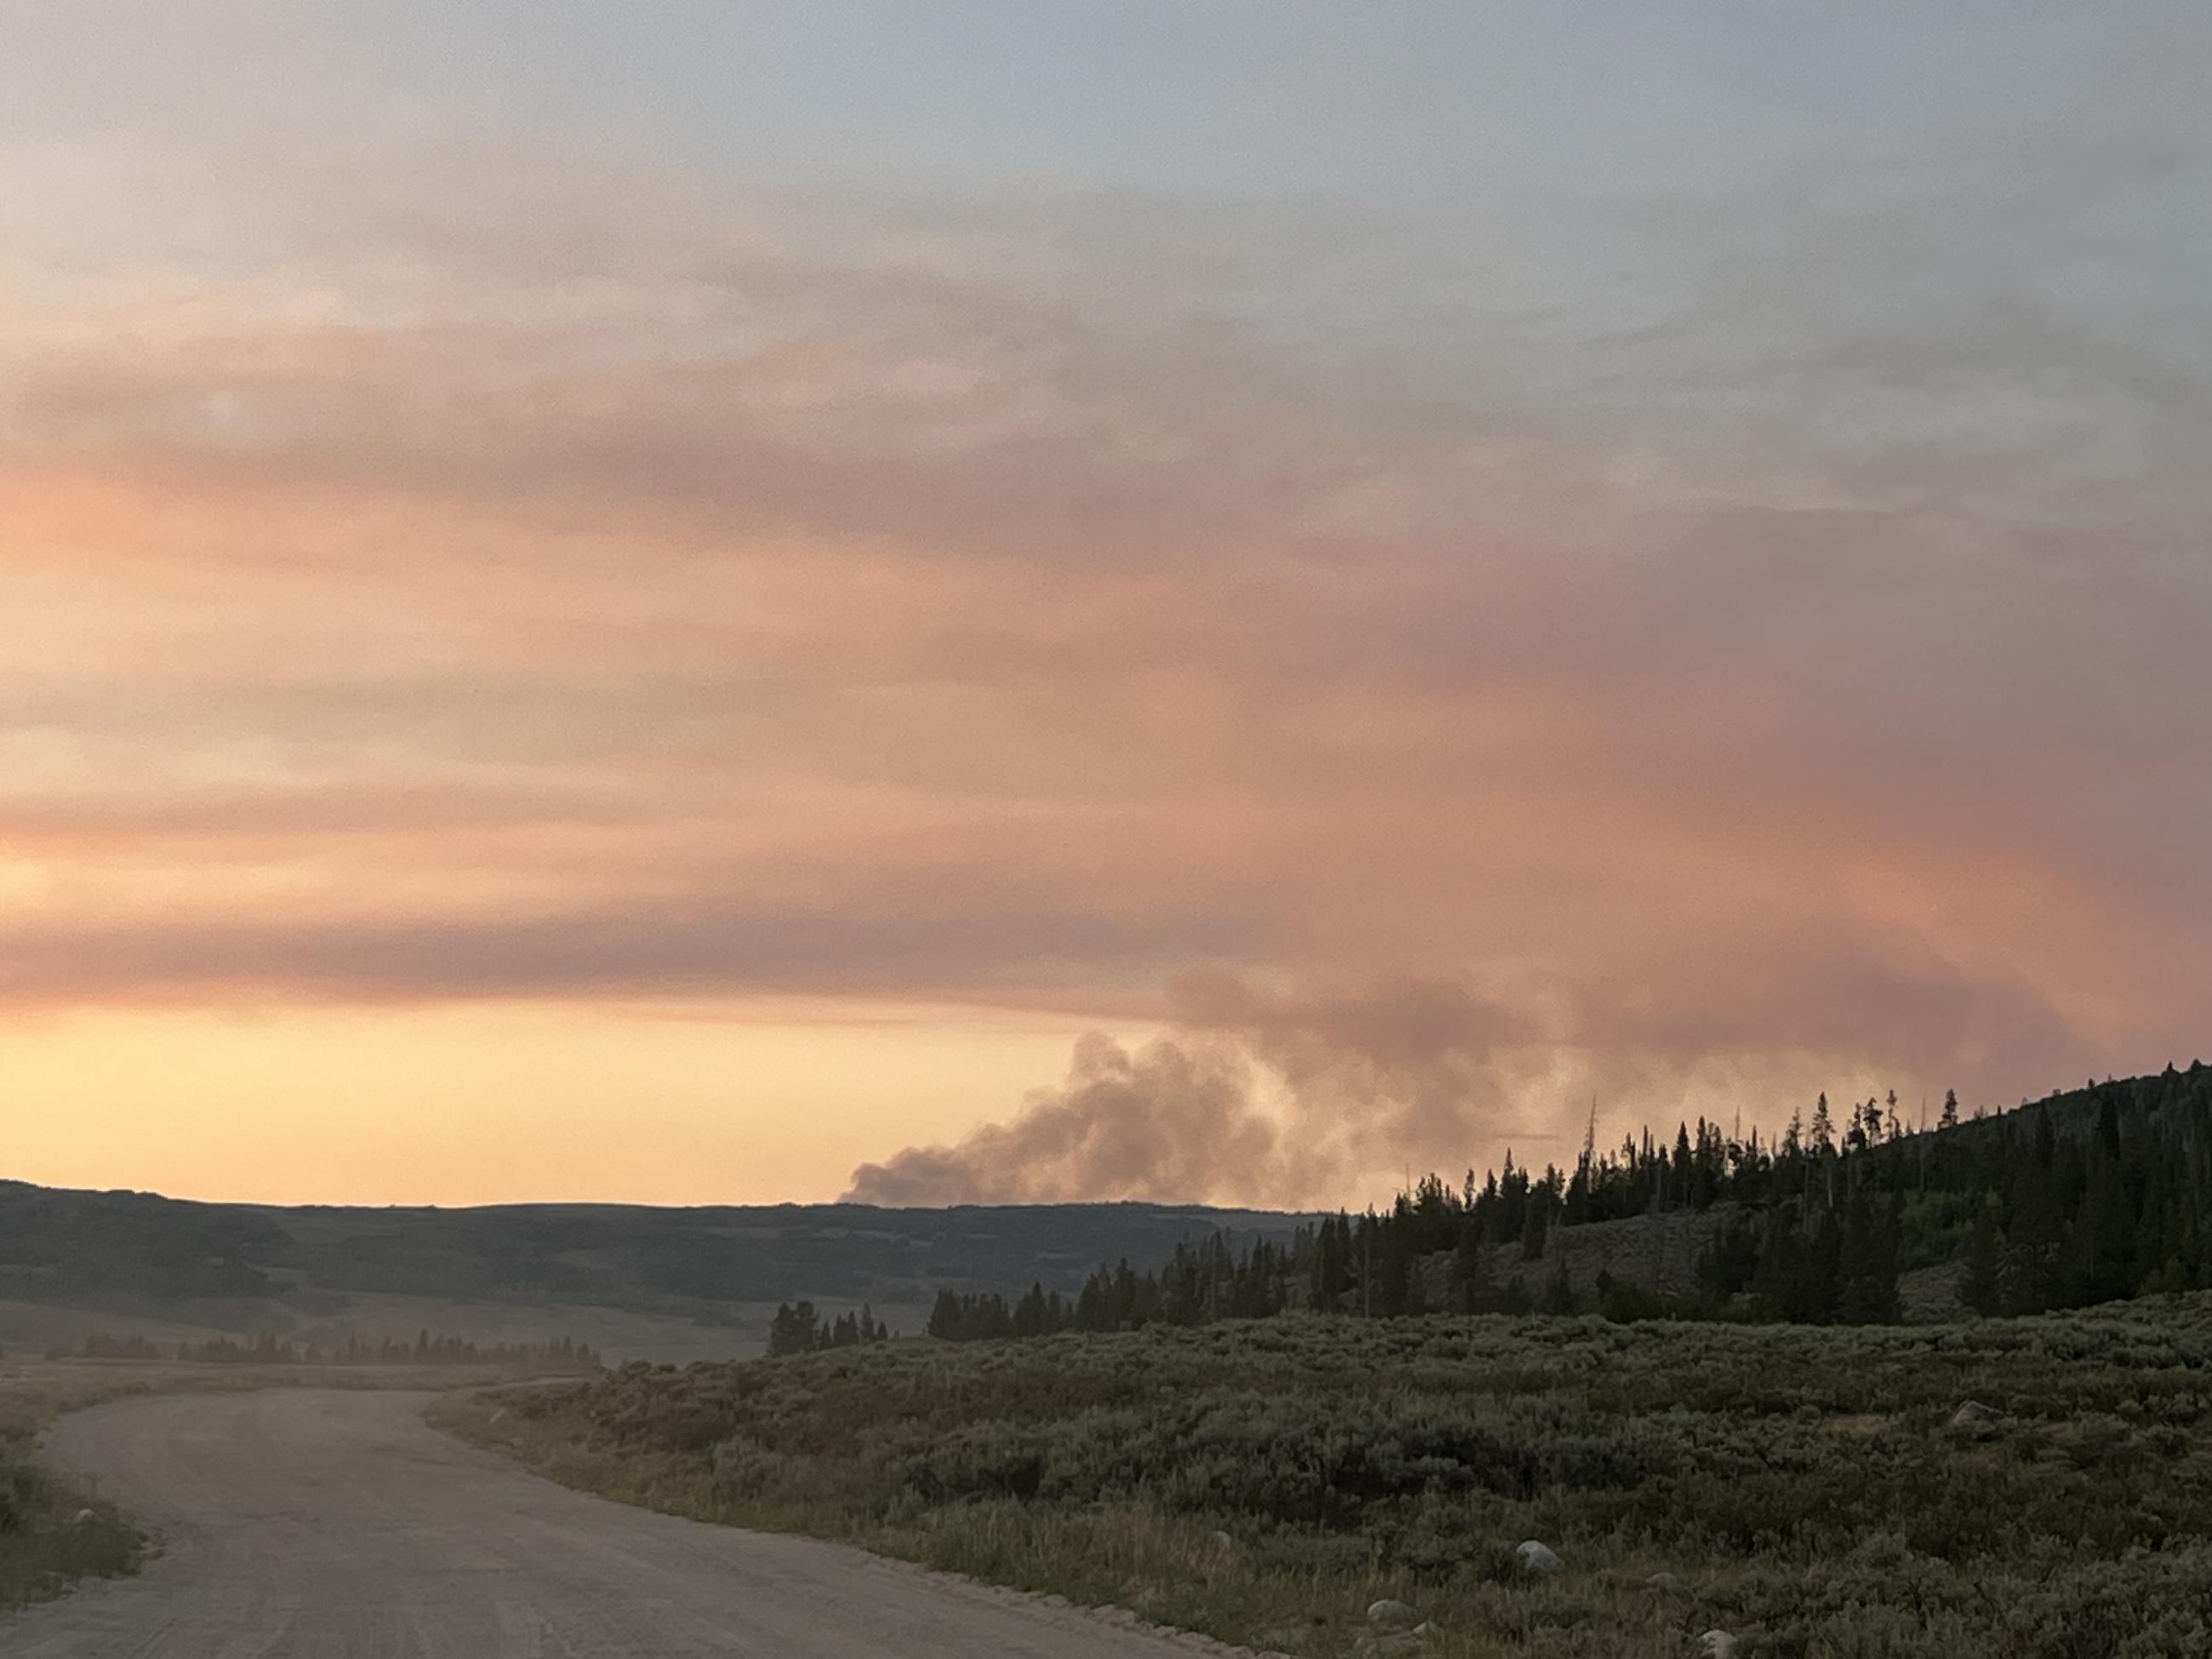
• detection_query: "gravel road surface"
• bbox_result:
[4,1388,1244,1657]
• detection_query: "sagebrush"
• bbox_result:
[447,1296,2212,1657]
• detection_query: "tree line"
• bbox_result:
[925,1062,2212,1338]
[765,1299,892,1355]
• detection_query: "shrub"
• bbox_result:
[458,1296,2212,1659]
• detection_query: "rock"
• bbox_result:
[1354,1634,1425,1657]
[1354,1628,1424,1654]
[1209,1528,1238,1553]
[1700,1632,1740,1659]
[1646,1570,1679,1588]
[1366,1598,1422,1630]
[1950,1400,2000,1428]
[1515,1538,1565,1575]
[71,1508,97,1527]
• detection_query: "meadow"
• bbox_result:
[444,1298,2212,1658]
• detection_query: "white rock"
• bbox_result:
[1514,1538,1565,1574]
[1701,1631,1740,1659]
[1950,1400,1999,1428]
[1365,1598,1421,1630]
[1209,1528,1238,1552]
[71,1508,97,1526]
[1646,1570,1679,1588]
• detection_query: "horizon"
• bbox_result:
[12,1057,2200,1217]
[6,3,2209,1211]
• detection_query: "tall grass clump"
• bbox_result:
[0,1371,143,1611]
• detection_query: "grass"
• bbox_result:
[0,1355,579,1613]
[439,1297,2212,1658]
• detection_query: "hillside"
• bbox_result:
[0,1186,1304,1363]
[920,1061,2212,1343]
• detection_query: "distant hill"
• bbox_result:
[0,1185,1307,1363]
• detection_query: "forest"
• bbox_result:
[927,1062,2212,1339]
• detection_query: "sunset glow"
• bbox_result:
[4,4,2207,1206]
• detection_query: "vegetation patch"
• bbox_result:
[0,1365,159,1611]
[445,1298,2212,1657]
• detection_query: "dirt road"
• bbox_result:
[3,1389,1243,1657]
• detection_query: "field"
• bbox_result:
[1,1179,1300,1364]
[0,1357,584,1612]
[443,1299,2212,1658]
[0,1291,783,1369]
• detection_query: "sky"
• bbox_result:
[3,3,2209,1209]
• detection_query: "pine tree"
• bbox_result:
[1800,1207,1844,1324]
[1521,1193,1549,1262]
[1449,1220,1492,1314]
[1375,1221,1412,1317]
[1541,1254,1576,1314]
[767,1300,822,1355]
[2004,1146,2062,1315]
[1962,1202,2003,1314]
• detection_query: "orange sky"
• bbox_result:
[4,15,2209,1208]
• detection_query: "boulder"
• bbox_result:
[1515,1539,1565,1575]
[1209,1529,1238,1554]
[1950,1400,2001,1428]
[1646,1570,1679,1588]
[1365,1599,1422,1630]
[1700,1632,1740,1659]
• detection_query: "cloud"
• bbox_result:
[4,130,2211,1197]
[0,898,1275,1010]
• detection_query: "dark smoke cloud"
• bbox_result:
[841,978,1531,1208]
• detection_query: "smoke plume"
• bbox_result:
[841,975,1529,1208]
